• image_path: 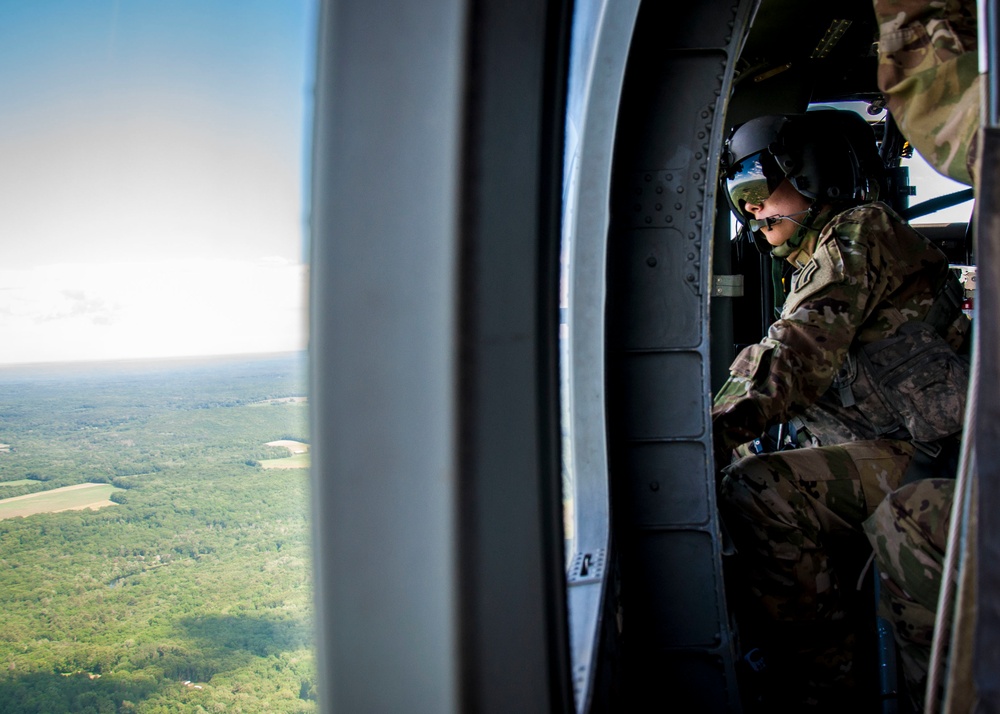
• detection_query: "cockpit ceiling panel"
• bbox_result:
[736,0,880,103]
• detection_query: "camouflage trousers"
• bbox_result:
[720,440,907,701]
[721,439,954,707]
[873,0,980,185]
[721,439,913,621]
[865,477,955,711]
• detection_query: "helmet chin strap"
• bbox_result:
[747,209,811,233]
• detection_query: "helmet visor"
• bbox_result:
[724,151,782,222]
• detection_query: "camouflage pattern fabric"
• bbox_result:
[864,478,955,711]
[720,439,914,706]
[713,201,962,456]
[721,439,914,621]
[713,201,967,706]
[873,0,980,185]
[866,1,977,707]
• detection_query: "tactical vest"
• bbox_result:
[830,272,969,446]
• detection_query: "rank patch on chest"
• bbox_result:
[793,260,818,292]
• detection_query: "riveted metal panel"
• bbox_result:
[604,0,758,711]
[626,442,712,527]
[620,227,703,349]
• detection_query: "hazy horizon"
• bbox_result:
[0,347,307,374]
[0,1,316,366]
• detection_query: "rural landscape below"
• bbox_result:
[0,352,315,713]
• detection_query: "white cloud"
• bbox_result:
[0,258,308,365]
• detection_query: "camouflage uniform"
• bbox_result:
[866,0,979,706]
[874,0,980,185]
[713,201,965,456]
[864,478,955,706]
[713,200,968,704]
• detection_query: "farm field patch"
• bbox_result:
[0,483,120,519]
[0,353,315,713]
[261,440,310,469]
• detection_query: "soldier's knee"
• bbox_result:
[866,479,955,608]
[719,453,789,523]
[878,479,955,550]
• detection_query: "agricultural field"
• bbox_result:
[0,353,314,714]
[0,483,120,519]
[260,441,310,470]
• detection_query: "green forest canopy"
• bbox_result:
[0,353,316,714]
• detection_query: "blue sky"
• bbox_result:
[0,0,316,364]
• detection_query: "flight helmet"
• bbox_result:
[721,110,884,229]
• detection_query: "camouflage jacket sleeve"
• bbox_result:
[712,208,889,452]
